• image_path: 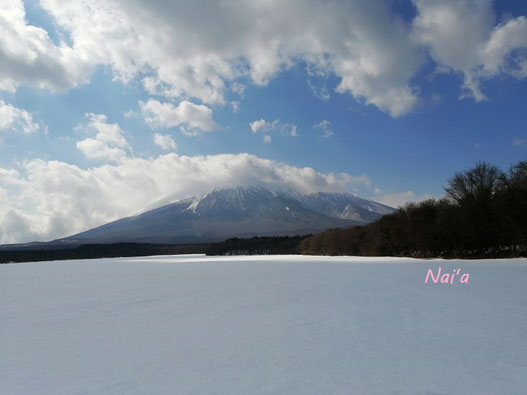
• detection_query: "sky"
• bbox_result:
[0,0,526,244]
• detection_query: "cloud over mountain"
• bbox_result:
[0,151,372,244]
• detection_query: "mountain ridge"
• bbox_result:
[56,186,395,245]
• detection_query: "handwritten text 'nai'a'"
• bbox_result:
[425,267,469,284]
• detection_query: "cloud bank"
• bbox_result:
[0,152,371,244]
[1,0,525,116]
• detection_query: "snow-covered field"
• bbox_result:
[1,255,526,394]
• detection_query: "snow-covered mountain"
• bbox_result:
[61,186,394,244]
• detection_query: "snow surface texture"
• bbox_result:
[1,255,526,394]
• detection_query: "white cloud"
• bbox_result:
[3,1,523,116]
[307,75,331,101]
[332,4,423,116]
[481,17,527,78]
[263,135,272,144]
[249,118,297,139]
[314,120,330,130]
[0,167,20,181]
[249,119,273,133]
[413,0,527,101]
[314,120,334,138]
[513,139,527,147]
[153,133,177,151]
[4,0,425,116]
[139,99,217,136]
[322,130,335,138]
[123,109,137,119]
[2,0,524,120]
[75,113,130,162]
[231,82,245,96]
[231,101,240,113]
[82,113,128,147]
[0,152,371,244]
[0,0,91,93]
[75,139,126,162]
[0,100,40,134]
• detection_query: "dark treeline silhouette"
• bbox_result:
[206,235,309,255]
[1,237,308,263]
[0,243,211,263]
[300,161,527,258]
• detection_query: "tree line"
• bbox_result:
[0,243,211,263]
[206,235,309,256]
[300,161,527,258]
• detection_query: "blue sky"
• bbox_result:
[0,0,526,243]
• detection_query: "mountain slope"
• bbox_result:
[61,186,394,244]
[299,192,394,222]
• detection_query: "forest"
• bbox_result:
[300,161,527,258]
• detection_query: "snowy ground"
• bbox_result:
[1,255,526,395]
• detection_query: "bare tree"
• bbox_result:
[444,161,503,206]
